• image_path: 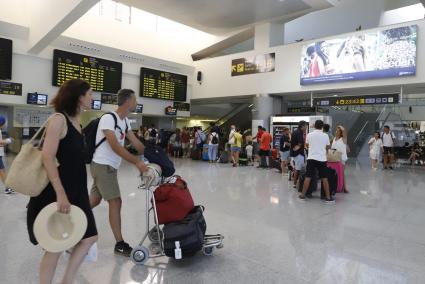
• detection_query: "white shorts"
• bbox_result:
[293,154,305,171]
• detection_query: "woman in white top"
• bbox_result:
[331,125,349,193]
[368,131,383,170]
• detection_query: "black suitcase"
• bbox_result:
[321,167,338,199]
[219,151,229,163]
[298,168,318,194]
[163,206,206,258]
[191,148,201,160]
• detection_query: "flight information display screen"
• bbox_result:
[52,49,122,93]
[0,38,12,80]
[140,67,187,102]
[0,81,22,96]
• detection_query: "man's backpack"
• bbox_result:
[199,131,207,143]
[211,133,218,145]
[82,112,128,164]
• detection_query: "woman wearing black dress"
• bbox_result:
[27,79,98,284]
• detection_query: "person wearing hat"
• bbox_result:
[27,79,98,284]
[0,115,14,194]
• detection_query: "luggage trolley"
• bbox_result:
[131,164,224,265]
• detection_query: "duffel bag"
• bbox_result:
[163,206,206,258]
[144,144,175,177]
[154,177,194,224]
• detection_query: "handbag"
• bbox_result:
[228,132,235,144]
[5,113,66,197]
[327,149,342,162]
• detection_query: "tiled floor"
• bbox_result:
[1,157,425,283]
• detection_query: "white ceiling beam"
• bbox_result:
[28,0,98,54]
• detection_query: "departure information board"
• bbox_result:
[313,93,399,107]
[140,67,187,102]
[52,49,122,93]
[0,81,22,96]
[0,38,12,80]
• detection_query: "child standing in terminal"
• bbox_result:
[368,131,383,170]
[246,141,253,165]
[0,116,13,194]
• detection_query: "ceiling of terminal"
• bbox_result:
[119,0,334,35]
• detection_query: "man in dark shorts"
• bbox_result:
[298,120,334,204]
[290,121,307,188]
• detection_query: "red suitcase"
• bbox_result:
[154,178,195,224]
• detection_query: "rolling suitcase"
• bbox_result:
[202,144,209,161]
[321,167,338,199]
[298,168,318,194]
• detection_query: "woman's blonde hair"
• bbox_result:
[336,125,347,144]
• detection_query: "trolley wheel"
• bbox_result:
[216,243,224,249]
[131,246,149,265]
[202,246,214,256]
[148,227,163,243]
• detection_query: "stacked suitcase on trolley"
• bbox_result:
[131,144,224,265]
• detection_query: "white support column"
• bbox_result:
[254,23,271,51]
[28,0,98,54]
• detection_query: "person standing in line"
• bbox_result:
[299,120,334,204]
[27,79,98,283]
[181,127,190,158]
[279,127,291,175]
[252,125,264,166]
[368,131,383,170]
[89,89,148,257]
[382,125,396,170]
[169,128,182,158]
[208,128,219,163]
[331,125,349,193]
[258,127,272,168]
[246,141,254,166]
[290,121,308,188]
[323,124,334,143]
[0,116,13,194]
[229,125,242,167]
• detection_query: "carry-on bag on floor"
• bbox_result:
[219,151,229,163]
[239,151,248,166]
[163,206,206,258]
[191,148,201,160]
[202,144,209,161]
[298,168,318,194]
[154,177,195,224]
[321,167,338,199]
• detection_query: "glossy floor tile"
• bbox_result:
[1,157,425,283]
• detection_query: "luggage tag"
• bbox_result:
[174,241,182,260]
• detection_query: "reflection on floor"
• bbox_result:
[1,157,425,284]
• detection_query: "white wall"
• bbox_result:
[62,13,218,66]
[284,0,385,44]
[193,19,425,100]
[380,3,425,26]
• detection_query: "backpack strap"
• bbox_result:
[94,112,119,149]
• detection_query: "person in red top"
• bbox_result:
[307,46,325,77]
[258,127,272,168]
[253,126,264,166]
[181,127,190,158]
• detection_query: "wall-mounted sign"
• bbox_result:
[313,93,399,107]
[287,107,316,113]
[0,81,22,96]
[135,104,143,113]
[173,102,190,112]
[165,106,177,116]
[27,93,48,105]
[0,38,12,80]
[231,53,275,76]
[52,49,122,93]
[91,100,102,110]
[101,93,118,105]
[300,25,417,85]
[140,67,187,102]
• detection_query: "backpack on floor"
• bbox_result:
[219,151,229,163]
[321,167,338,199]
[163,206,206,258]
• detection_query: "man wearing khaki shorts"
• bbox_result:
[90,89,147,257]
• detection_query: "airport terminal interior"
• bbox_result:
[1,0,425,283]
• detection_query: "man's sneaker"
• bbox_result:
[4,188,14,194]
[298,195,306,202]
[323,198,335,204]
[389,166,394,170]
[114,241,132,257]
[306,193,313,199]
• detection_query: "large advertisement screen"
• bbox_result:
[300,25,417,85]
